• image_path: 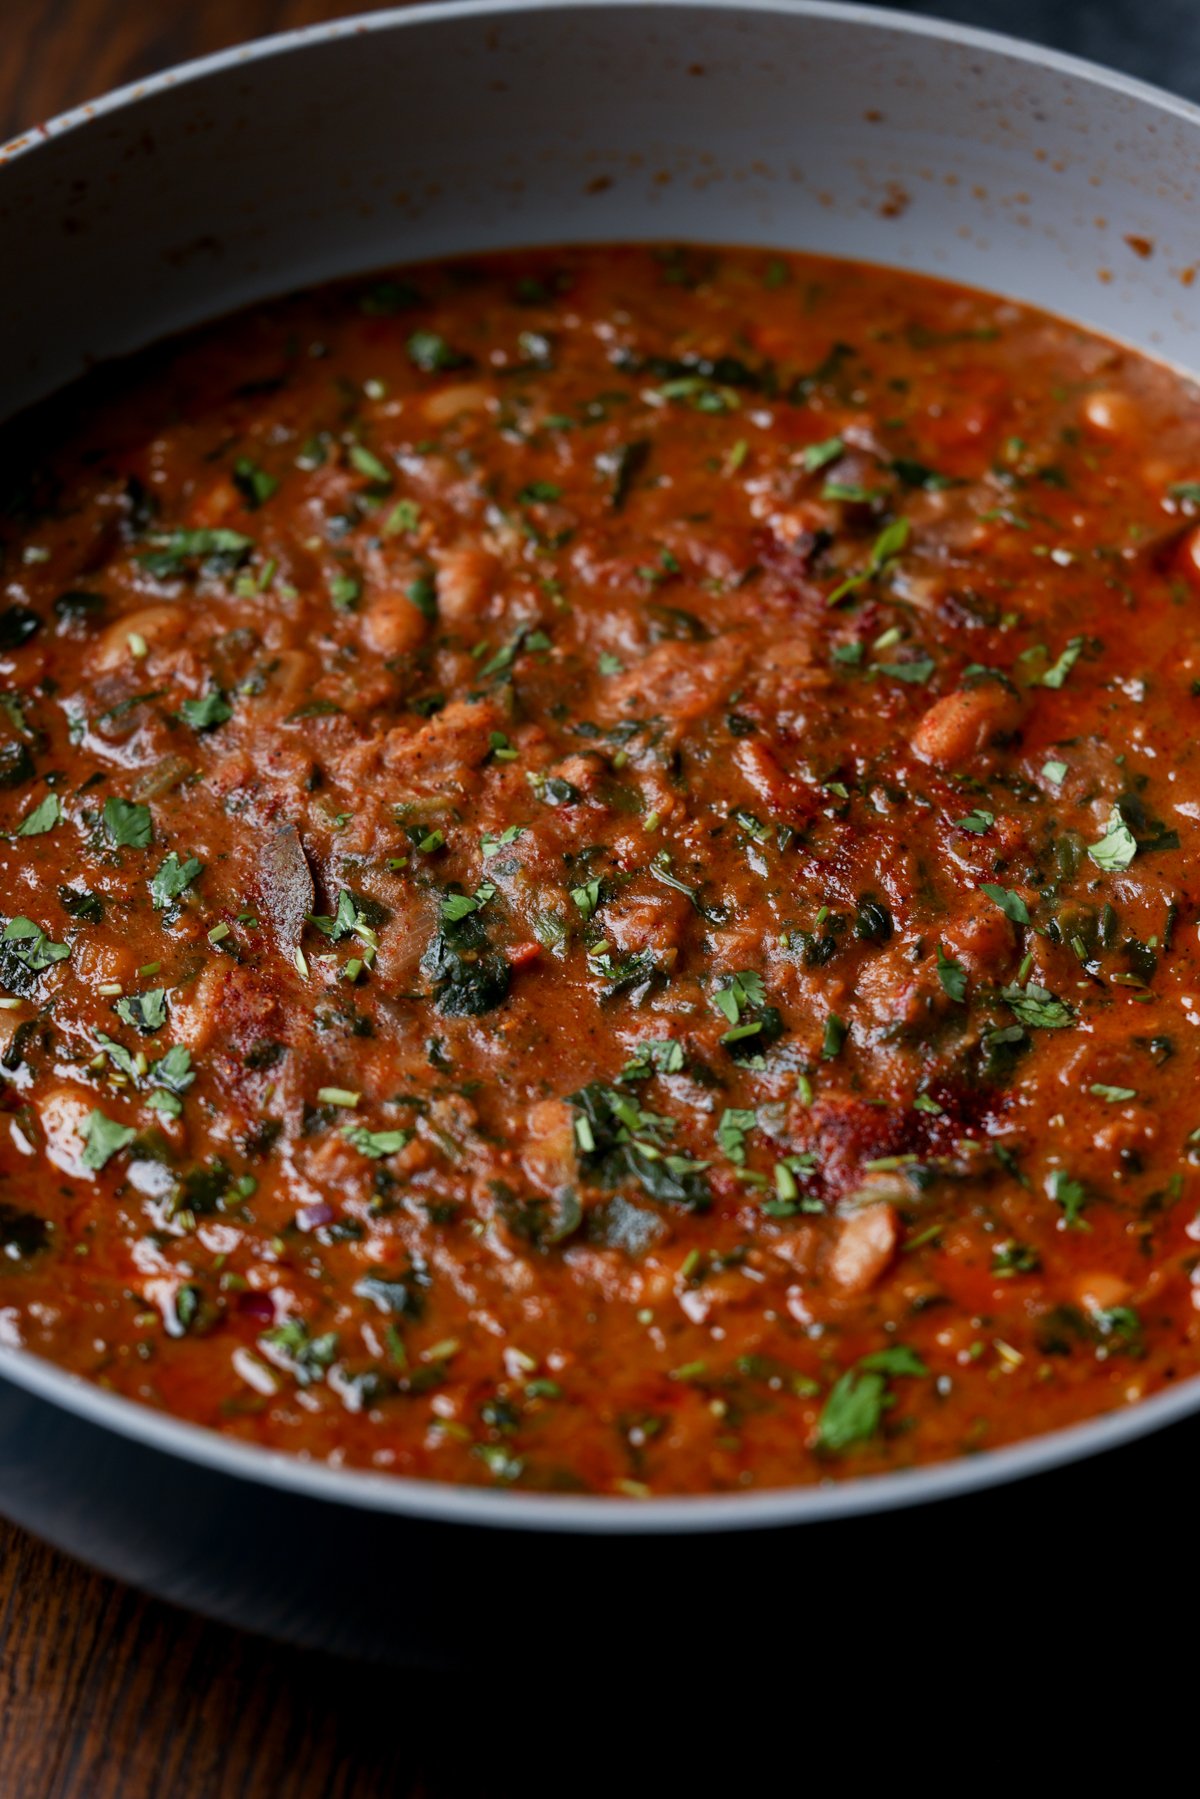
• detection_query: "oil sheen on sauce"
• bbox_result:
[1,244,1199,1497]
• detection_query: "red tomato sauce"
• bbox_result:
[1,243,1199,1496]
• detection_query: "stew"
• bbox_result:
[1,243,1199,1497]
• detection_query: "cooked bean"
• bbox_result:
[912,684,1022,768]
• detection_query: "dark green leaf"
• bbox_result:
[816,1369,888,1451]
[569,1083,709,1211]
[81,1109,136,1171]
[180,691,232,731]
[114,988,167,1034]
[980,883,1030,924]
[1036,637,1084,690]
[15,793,59,836]
[407,330,469,373]
[1001,981,1074,1030]
[342,1123,414,1159]
[138,528,253,578]
[1087,806,1138,873]
[103,796,153,849]
[936,944,967,1003]
[232,459,279,509]
[150,852,203,909]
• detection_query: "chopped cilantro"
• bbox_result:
[875,656,935,684]
[348,444,392,487]
[993,1240,1040,1277]
[386,499,422,536]
[329,572,361,611]
[15,793,59,836]
[115,988,167,1034]
[569,1082,709,1211]
[859,1345,927,1378]
[308,890,374,944]
[936,945,967,1003]
[570,879,602,919]
[816,1345,926,1451]
[481,826,523,859]
[717,1107,757,1164]
[980,883,1030,925]
[1001,981,1074,1030]
[138,528,253,578]
[406,574,438,619]
[81,1109,135,1171]
[619,1040,684,1082]
[597,438,650,509]
[440,884,495,924]
[259,1319,339,1385]
[407,330,468,373]
[891,457,954,491]
[342,1123,414,1159]
[712,969,766,1025]
[1088,806,1138,872]
[150,852,203,909]
[232,459,278,509]
[816,1371,886,1450]
[0,917,70,988]
[1035,637,1084,689]
[103,797,153,849]
[152,1045,194,1094]
[146,1089,182,1118]
[827,517,910,607]
[1047,1167,1089,1229]
[802,435,845,473]
[180,691,232,731]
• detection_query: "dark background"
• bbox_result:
[0,3,1190,1794]
[893,0,1200,94]
[2,0,1200,137]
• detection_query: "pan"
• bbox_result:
[2,0,1198,1663]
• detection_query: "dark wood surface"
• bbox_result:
[0,1516,441,1799]
[0,15,492,1796]
[0,0,400,141]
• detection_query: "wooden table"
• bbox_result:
[0,14,502,1793]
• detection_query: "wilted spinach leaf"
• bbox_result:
[421,892,510,1017]
[569,1083,709,1211]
